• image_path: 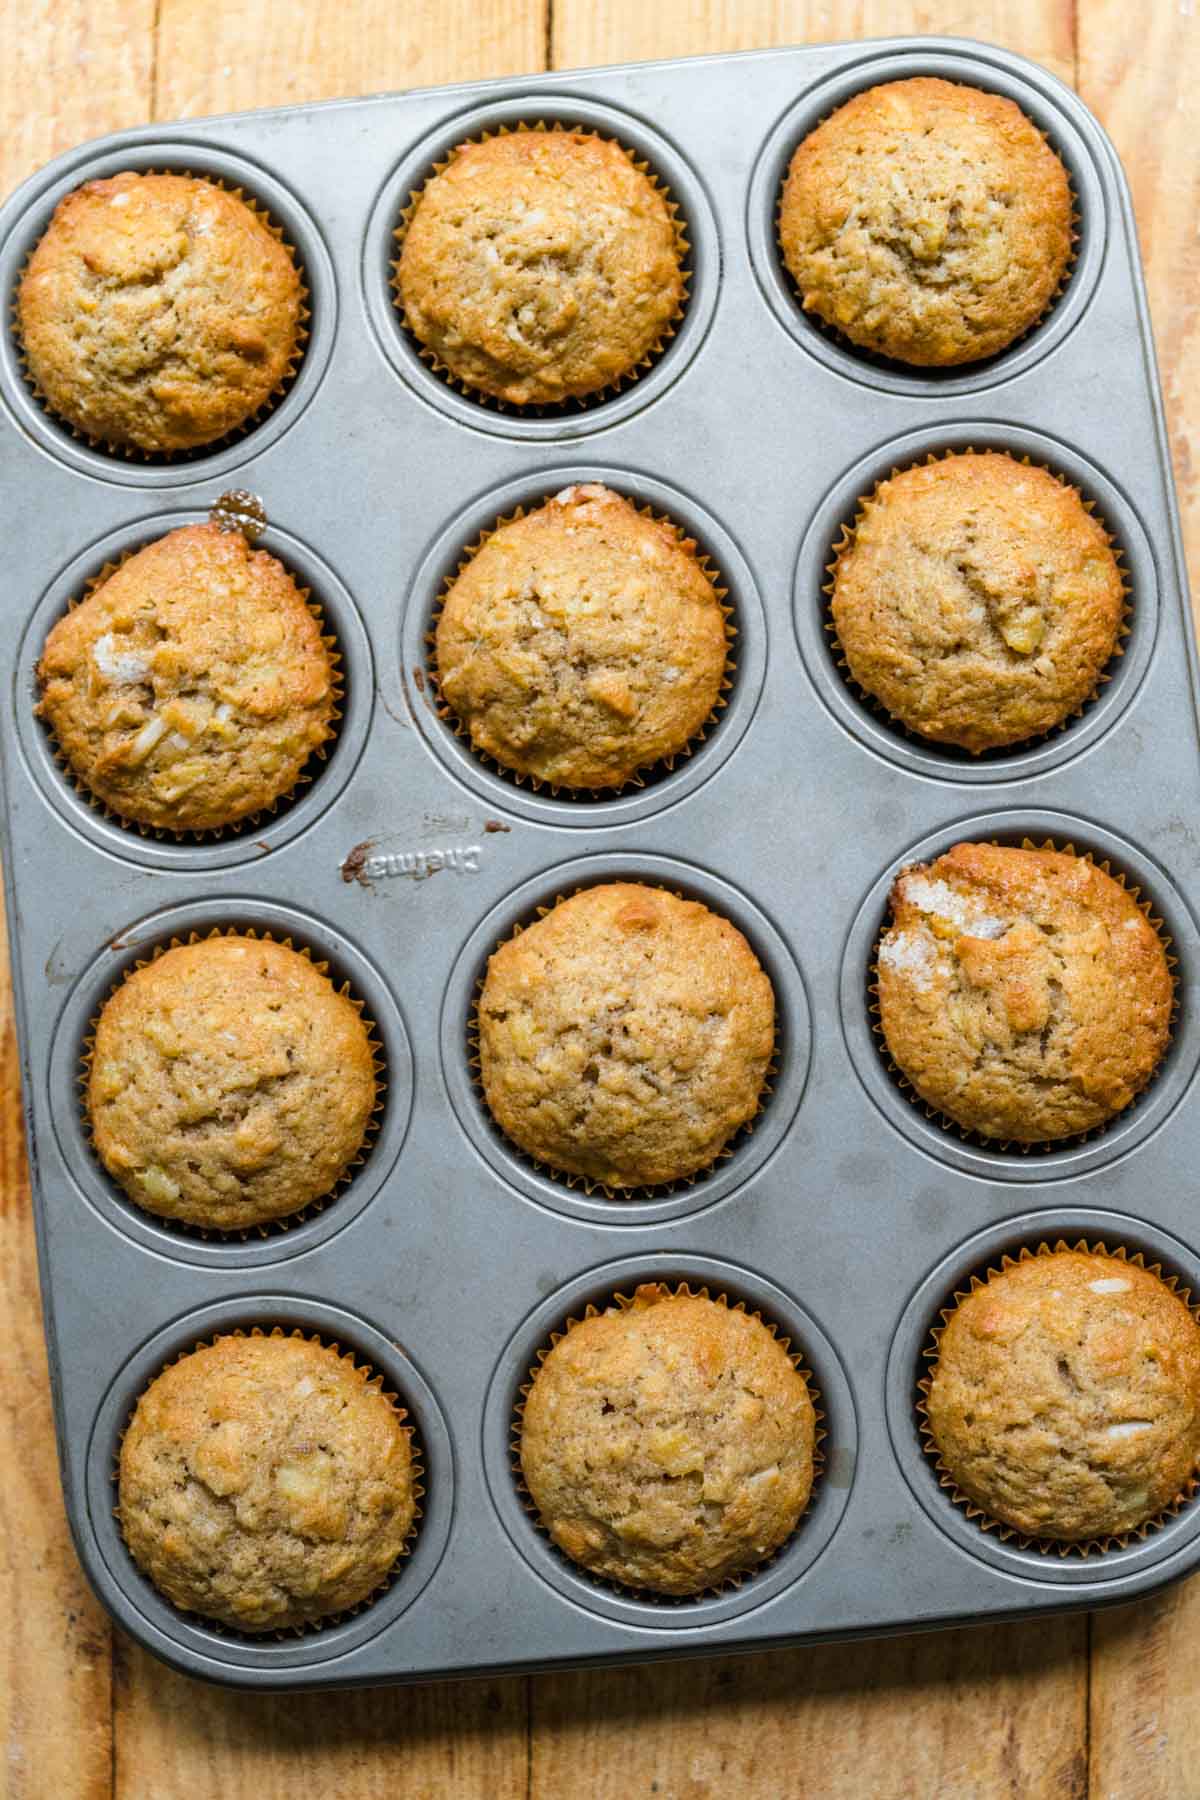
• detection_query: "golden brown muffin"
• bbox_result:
[436,484,727,788]
[88,936,376,1231]
[926,1250,1200,1541]
[520,1286,816,1594]
[17,172,303,451]
[830,453,1124,752]
[876,842,1173,1143]
[395,129,684,405]
[37,523,335,833]
[779,78,1072,366]
[119,1334,416,1630]
[478,883,775,1188]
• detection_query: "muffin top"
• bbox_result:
[478,883,775,1188]
[520,1286,816,1594]
[830,453,1124,752]
[779,77,1072,366]
[37,523,335,833]
[436,484,727,788]
[877,842,1172,1142]
[18,172,303,452]
[89,935,376,1231]
[396,130,684,405]
[119,1334,415,1630]
[927,1250,1200,1541]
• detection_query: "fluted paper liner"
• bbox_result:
[391,119,690,415]
[80,925,384,1240]
[775,83,1081,370]
[470,881,779,1200]
[427,492,735,797]
[823,448,1131,757]
[917,1238,1200,1557]
[112,1325,423,1639]
[869,836,1178,1154]
[512,1280,824,1602]
[12,169,309,461]
[34,514,343,842]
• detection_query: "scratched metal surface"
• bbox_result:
[1,38,1198,1690]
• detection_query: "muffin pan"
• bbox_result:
[0,36,1197,1688]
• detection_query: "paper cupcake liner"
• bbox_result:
[391,120,690,416]
[870,836,1178,1155]
[470,881,779,1200]
[775,85,1080,372]
[12,169,310,462]
[823,448,1131,758]
[512,1280,824,1602]
[34,509,343,842]
[427,495,735,798]
[112,1324,423,1639]
[916,1238,1200,1557]
[80,926,385,1242]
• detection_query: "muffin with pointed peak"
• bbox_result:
[88,935,376,1230]
[876,842,1172,1142]
[830,452,1124,751]
[396,129,684,404]
[926,1248,1200,1541]
[18,171,303,451]
[478,882,774,1188]
[520,1285,816,1593]
[119,1333,416,1629]
[37,522,335,833]
[436,484,728,788]
[779,77,1072,366]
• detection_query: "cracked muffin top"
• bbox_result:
[395,130,684,405]
[37,522,335,833]
[478,882,775,1189]
[88,935,376,1231]
[119,1333,415,1630]
[779,77,1072,366]
[926,1250,1200,1541]
[829,452,1124,752]
[520,1285,816,1594]
[435,484,728,789]
[17,172,303,452]
[876,842,1172,1142]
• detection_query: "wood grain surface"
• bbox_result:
[0,2,1196,1795]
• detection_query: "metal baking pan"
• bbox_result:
[2,35,1198,1690]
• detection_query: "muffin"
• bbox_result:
[830,453,1124,752]
[876,842,1173,1142]
[395,129,684,404]
[779,77,1073,366]
[520,1285,816,1594]
[37,522,335,832]
[436,484,728,788]
[17,171,303,452]
[119,1333,416,1629]
[478,883,775,1188]
[88,935,376,1230]
[926,1249,1200,1542]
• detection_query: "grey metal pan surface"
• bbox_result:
[1,35,1197,1689]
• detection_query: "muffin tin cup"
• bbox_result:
[886,1212,1200,1587]
[86,1297,452,1673]
[3,38,1198,1688]
[1,143,336,485]
[482,1254,855,1630]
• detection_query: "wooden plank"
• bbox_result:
[1078,4,1200,1787]
[109,7,546,1797]
[537,4,1089,1797]
[551,0,1076,86]
[1,13,151,1795]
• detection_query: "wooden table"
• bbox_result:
[2,3,1197,1794]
